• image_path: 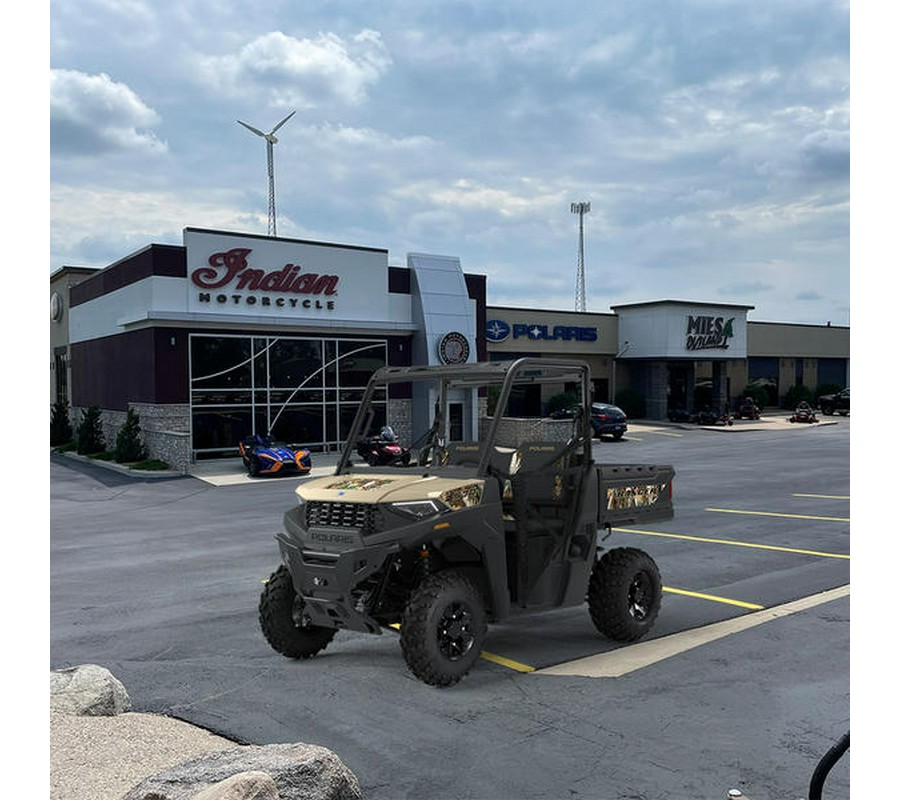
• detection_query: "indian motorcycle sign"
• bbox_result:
[189,247,339,313]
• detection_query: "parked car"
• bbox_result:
[238,434,312,477]
[591,402,628,440]
[818,387,849,416]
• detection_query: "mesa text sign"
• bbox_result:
[190,247,339,311]
[685,315,734,351]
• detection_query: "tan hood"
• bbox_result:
[297,473,485,505]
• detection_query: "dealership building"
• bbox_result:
[50,227,849,470]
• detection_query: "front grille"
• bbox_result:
[306,501,384,535]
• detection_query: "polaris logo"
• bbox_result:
[309,530,358,546]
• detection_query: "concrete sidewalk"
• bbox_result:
[187,453,341,487]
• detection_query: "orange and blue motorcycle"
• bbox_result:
[239,434,312,477]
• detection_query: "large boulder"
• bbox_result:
[191,771,280,800]
[121,742,361,800]
[50,664,131,716]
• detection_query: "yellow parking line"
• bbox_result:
[480,650,535,673]
[663,586,764,610]
[535,585,849,678]
[616,527,850,560]
[793,493,850,500]
[388,622,535,673]
[705,507,850,523]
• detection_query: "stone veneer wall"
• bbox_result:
[387,398,413,447]
[71,403,191,472]
[479,416,575,448]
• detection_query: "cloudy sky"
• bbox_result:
[48,0,850,325]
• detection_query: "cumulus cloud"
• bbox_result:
[195,29,391,108]
[50,69,167,156]
[50,183,255,266]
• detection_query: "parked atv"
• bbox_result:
[696,407,733,426]
[259,358,676,686]
[667,407,696,423]
[355,425,411,467]
[789,401,819,424]
[734,396,761,420]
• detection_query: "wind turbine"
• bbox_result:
[237,111,296,236]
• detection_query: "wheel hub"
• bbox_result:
[437,602,475,661]
[628,572,653,621]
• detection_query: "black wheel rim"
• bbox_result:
[436,601,476,661]
[628,571,655,621]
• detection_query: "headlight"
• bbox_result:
[391,499,448,519]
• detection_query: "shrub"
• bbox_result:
[782,384,814,409]
[546,391,579,416]
[115,408,149,463]
[129,458,170,471]
[738,385,769,411]
[50,400,73,447]
[76,406,106,455]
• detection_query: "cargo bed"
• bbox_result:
[596,463,675,527]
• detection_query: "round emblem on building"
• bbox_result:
[50,291,64,322]
[485,319,511,343]
[437,332,470,364]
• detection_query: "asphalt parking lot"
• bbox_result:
[50,417,851,800]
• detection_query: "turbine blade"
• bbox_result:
[270,110,296,134]
[237,120,266,137]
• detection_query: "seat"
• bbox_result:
[442,442,484,467]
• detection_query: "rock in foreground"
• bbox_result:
[121,742,361,800]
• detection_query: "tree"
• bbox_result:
[115,408,149,463]
[50,400,73,446]
[76,406,106,455]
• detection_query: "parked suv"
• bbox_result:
[591,402,628,440]
[818,387,849,416]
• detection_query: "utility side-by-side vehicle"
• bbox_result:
[259,358,676,686]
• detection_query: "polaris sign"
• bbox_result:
[486,319,597,344]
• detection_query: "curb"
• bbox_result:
[54,450,186,480]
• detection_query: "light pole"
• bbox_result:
[610,341,630,404]
[571,201,590,312]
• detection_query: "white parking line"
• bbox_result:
[533,585,849,678]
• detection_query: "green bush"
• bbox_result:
[738,385,769,411]
[546,391,579,416]
[115,408,149,463]
[50,400,73,447]
[782,384,814,409]
[129,458,170,471]
[76,406,106,455]
[615,387,646,418]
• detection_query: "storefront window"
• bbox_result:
[747,357,779,406]
[189,334,387,456]
[191,337,252,389]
